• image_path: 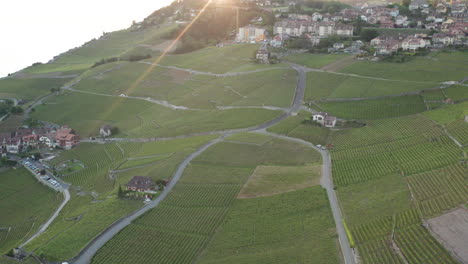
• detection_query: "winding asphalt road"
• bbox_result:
[63,63,354,264]
[20,189,70,248]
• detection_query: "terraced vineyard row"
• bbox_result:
[93,224,207,264]
[395,225,458,264]
[92,165,251,264]
[359,238,403,264]
[331,134,461,186]
[0,220,35,253]
[317,95,426,120]
[330,115,444,151]
[447,120,468,146]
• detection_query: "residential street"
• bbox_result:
[70,64,355,264]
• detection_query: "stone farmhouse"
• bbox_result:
[126,176,156,193]
[312,112,337,128]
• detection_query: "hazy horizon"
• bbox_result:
[0,0,174,77]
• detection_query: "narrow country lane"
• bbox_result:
[20,189,71,248]
[257,131,356,264]
[64,63,354,264]
[71,137,224,264]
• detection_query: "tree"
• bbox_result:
[40,169,46,175]
[11,106,24,115]
[401,0,411,7]
[354,16,363,35]
[360,29,380,42]
[111,127,120,136]
[118,185,125,198]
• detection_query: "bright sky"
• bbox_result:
[0,0,174,77]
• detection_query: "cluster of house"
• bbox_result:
[370,29,467,54]
[236,20,354,46]
[236,0,467,48]
[0,126,79,154]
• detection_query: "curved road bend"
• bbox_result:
[68,63,354,264]
[20,189,71,248]
[257,131,356,264]
[71,138,224,264]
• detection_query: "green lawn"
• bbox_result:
[339,51,468,83]
[305,72,436,100]
[0,168,63,254]
[285,53,349,69]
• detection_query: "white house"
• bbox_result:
[100,125,113,138]
[6,138,21,154]
[312,112,337,128]
[402,37,428,51]
[39,136,55,148]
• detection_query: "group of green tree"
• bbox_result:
[0,99,22,116]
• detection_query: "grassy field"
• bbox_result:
[237,165,321,198]
[198,187,340,264]
[0,168,62,254]
[0,77,72,101]
[92,137,329,264]
[316,95,427,120]
[73,62,296,109]
[305,72,436,100]
[31,92,281,138]
[339,51,468,83]
[285,53,349,69]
